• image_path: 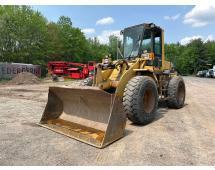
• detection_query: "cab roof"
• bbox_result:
[121,23,163,34]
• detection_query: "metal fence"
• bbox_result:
[0,63,41,79]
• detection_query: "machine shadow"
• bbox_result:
[124,129,133,137]
[129,100,169,127]
[154,100,169,122]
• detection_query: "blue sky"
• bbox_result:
[33,5,215,44]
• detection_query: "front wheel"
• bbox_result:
[123,76,158,125]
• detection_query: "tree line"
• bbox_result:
[0,6,112,76]
[165,40,215,75]
[0,6,214,76]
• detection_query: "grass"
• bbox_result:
[0,78,11,84]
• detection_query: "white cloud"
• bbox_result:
[97,30,122,44]
[180,34,215,45]
[180,35,203,45]
[205,34,215,42]
[183,4,215,27]
[81,28,95,34]
[164,13,181,21]
[96,17,114,25]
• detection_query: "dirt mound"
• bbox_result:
[8,72,40,85]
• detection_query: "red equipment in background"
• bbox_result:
[66,62,89,79]
[47,61,96,79]
[88,61,96,72]
[47,61,68,76]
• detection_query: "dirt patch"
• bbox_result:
[0,77,215,165]
[7,72,40,85]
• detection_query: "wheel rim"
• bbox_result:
[177,82,185,104]
[143,87,155,113]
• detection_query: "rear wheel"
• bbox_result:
[123,76,158,125]
[167,76,185,108]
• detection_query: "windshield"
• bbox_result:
[123,25,144,58]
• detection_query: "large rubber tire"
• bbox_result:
[167,76,186,109]
[123,76,158,125]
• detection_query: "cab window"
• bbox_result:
[141,29,151,53]
[154,36,161,55]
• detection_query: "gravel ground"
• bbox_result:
[0,77,214,165]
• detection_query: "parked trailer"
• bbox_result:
[47,61,68,76]
[47,61,96,79]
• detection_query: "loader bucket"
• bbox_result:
[39,86,126,148]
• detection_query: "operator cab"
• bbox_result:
[122,23,163,67]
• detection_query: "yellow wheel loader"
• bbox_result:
[39,23,186,148]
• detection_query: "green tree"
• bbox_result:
[204,41,215,65]
[165,39,215,75]
[86,37,109,62]
[46,22,62,61]
[0,6,48,64]
[56,16,88,62]
[185,39,207,74]
[108,35,118,59]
